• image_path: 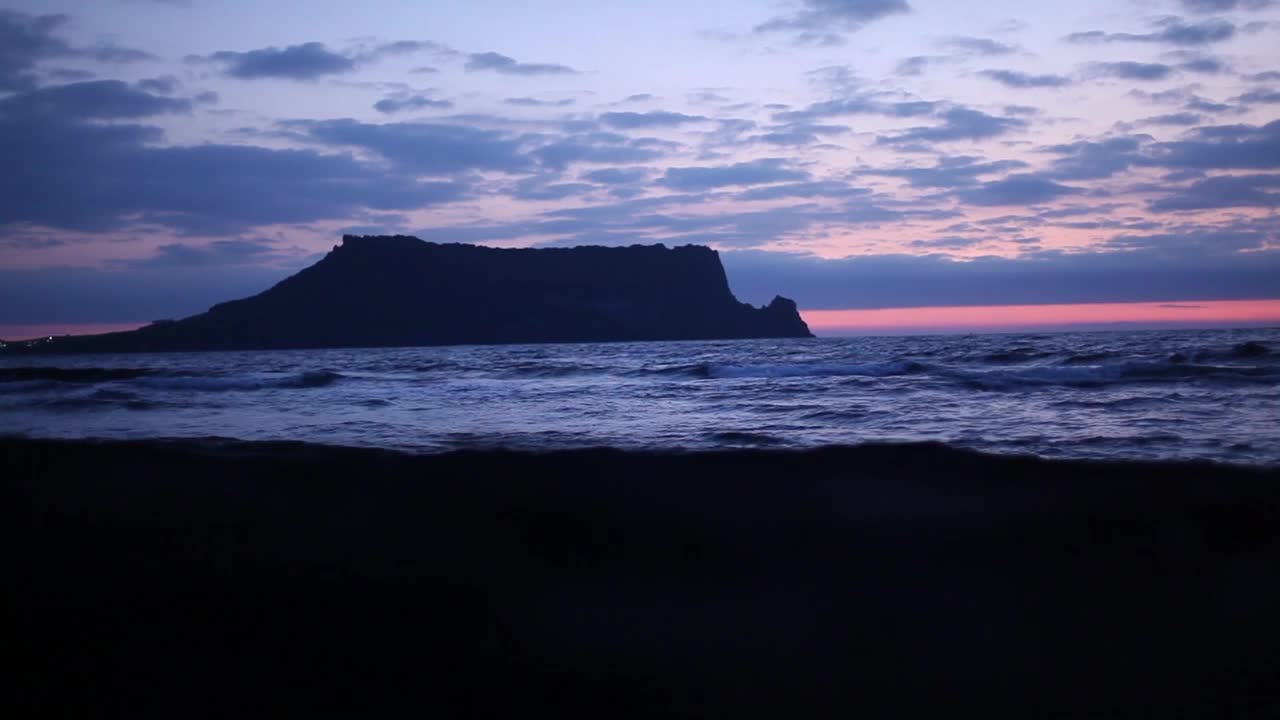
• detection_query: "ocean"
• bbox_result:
[2,326,1277,465]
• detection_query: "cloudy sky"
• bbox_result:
[1,0,1278,336]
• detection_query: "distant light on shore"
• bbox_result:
[0,323,148,343]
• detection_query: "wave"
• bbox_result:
[951,360,1279,390]
[0,367,156,384]
[1186,340,1273,363]
[636,353,1277,388]
[665,360,929,380]
[1233,341,1271,358]
[9,388,168,412]
[979,347,1054,364]
[0,365,347,390]
[1048,396,1165,410]
[998,340,1271,368]
[705,430,786,445]
[500,362,600,379]
[136,370,345,391]
[800,407,875,421]
[1060,351,1121,365]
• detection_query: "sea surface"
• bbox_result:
[2,327,1278,465]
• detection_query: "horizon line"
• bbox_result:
[3,297,1279,343]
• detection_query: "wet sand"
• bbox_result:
[6,437,1278,716]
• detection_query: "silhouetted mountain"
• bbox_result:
[15,236,812,353]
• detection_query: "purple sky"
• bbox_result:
[1,0,1277,328]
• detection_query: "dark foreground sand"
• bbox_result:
[6,437,1279,717]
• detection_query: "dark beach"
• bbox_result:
[7,437,1278,716]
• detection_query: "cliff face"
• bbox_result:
[26,236,812,353]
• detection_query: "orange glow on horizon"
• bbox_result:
[4,300,1279,343]
[0,323,148,342]
[804,299,1280,334]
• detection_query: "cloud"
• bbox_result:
[1149,174,1280,210]
[1066,18,1235,46]
[504,97,575,107]
[202,42,355,80]
[415,192,849,249]
[0,10,153,90]
[1179,0,1273,12]
[1087,61,1175,81]
[137,75,179,94]
[720,244,1280,309]
[1141,112,1205,125]
[0,265,299,325]
[0,103,468,233]
[359,40,452,62]
[373,94,453,114]
[775,96,937,123]
[979,69,1072,88]
[657,159,809,190]
[1046,136,1148,180]
[953,175,1085,206]
[870,156,1029,188]
[123,239,302,269]
[734,181,870,201]
[1145,119,1280,169]
[0,80,191,119]
[909,236,987,250]
[510,177,595,201]
[0,10,71,87]
[1233,87,1280,104]
[1177,56,1229,74]
[894,56,947,76]
[48,68,94,81]
[753,121,849,146]
[583,168,650,185]
[195,39,449,81]
[422,189,933,250]
[531,132,670,171]
[86,45,156,63]
[937,36,1017,55]
[755,0,911,44]
[876,107,1026,145]
[289,118,532,174]
[599,111,707,129]
[1129,86,1234,112]
[895,38,1014,76]
[464,51,576,75]
[1100,224,1272,254]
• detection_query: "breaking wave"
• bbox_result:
[946,359,1279,391]
[135,370,346,391]
[0,367,347,392]
[643,360,928,380]
[0,367,157,384]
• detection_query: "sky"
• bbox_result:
[1,0,1278,338]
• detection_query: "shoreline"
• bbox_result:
[5,432,1280,470]
[7,436,1279,715]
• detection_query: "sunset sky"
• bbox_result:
[1,0,1278,337]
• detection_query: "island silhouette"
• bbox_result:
[16,235,812,353]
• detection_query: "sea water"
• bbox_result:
[2,327,1277,465]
